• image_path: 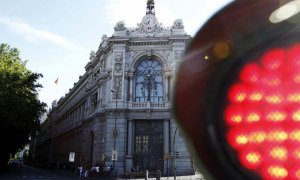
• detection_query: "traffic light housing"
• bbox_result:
[176,152,180,159]
[174,0,300,179]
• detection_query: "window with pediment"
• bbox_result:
[135,59,163,102]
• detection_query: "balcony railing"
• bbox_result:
[131,102,167,109]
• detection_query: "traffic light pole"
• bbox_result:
[173,127,178,180]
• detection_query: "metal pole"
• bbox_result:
[32,131,38,165]
[173,128,178,180]
[111,89,118,176]
[167,158,169,178]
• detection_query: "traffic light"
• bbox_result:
[174,0,300,179]
[176,152,180,159]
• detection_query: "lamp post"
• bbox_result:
[111,89,119,175]
[173,127,178,180]
[32,130,38,165]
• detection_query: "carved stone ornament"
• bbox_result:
[102,34,108,41]
[130,51,136,59]
[128,14,168,37]
[114,64,122,73]
[89,50,96,61]
[100,34,108,48]
[172,19,184,29]
[113,52,123,99]
[115,53,123,63]
[163,50,170,61]
[114,21,126,31]
[113,75,122,99]
[141,14,160,34]
[52,100,57,108]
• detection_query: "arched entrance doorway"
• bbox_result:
[134,120,164,171]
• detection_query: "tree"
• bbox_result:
[0,43,46,167]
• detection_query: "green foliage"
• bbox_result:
[0,43,46,166]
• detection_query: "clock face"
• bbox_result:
[141,16,158,33]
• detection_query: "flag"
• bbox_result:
[54,78,59,85]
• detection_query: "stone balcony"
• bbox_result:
[98,101,171,111]
[131,101,167,109]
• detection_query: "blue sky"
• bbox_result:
[0,0,232,108]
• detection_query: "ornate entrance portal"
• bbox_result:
[134,120,164,171]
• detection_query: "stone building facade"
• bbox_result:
[34,0,193,175]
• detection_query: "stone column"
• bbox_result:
[97,85,101,107]
[75,109,79,123]
[126,120,134,171]
[165,76,169,101]
[87,96,91,114]
[128,72,134,102]
[164,70,171,101]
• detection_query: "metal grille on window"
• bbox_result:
[135,59,163,102]
[134,121,164,171]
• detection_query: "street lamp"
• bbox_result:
[111,89,119,175]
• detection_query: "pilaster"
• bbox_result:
[125,119,134,171]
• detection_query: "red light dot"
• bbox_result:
[224,105,243,125]
[290,71,300,84]
[262,165,288,179]
[269,146,287,161]
[261,73,282,87]
[290,165,300,179]
[262,49,285,71]
[228,84,248,103]
[267,130,288,143]
[287,90,300,103]
[289,130,300,142]
[240,63,261,83]
[292,148,300,160]
[239,150,262,170]
[266,111,286,122]
[227,128,249,149]
[265,94,283,105]
[244,108,261,123]
[248,90,264,102]
[248,131,266,144]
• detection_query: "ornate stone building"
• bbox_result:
[34,0,193,175]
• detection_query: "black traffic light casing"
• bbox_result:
[174,0,300,179]
[176,152,180,159]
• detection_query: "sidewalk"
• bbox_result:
[54,168,205,180]
[116,174,205,180]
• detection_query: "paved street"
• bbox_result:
[0,165,81,180]
[0,165,204,180]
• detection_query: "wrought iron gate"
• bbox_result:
[134,120,164,171]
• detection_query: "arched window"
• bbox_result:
[135,59,163,102]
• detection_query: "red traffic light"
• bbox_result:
[174,0,300,179]
[226,44,300,179]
